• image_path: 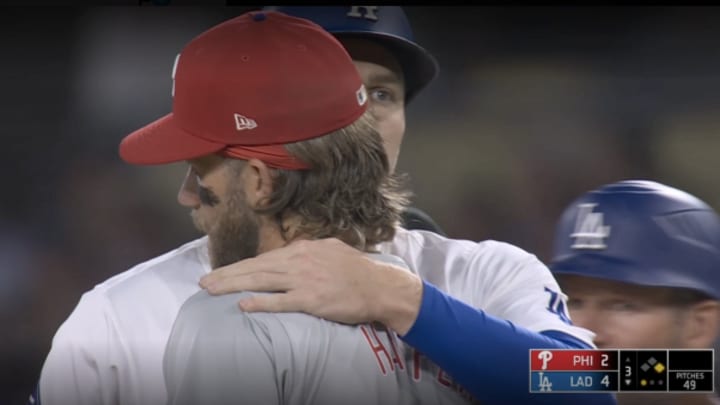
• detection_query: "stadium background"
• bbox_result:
[2,5,719,403]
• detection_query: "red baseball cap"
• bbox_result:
[119,11,368,170]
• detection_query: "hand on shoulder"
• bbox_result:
[200,238,423,334]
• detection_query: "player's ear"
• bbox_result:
[244,158,274,208]
[682,300,720,348]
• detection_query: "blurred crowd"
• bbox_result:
[2,6,720,403]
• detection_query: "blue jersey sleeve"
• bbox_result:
[400,281,616,405]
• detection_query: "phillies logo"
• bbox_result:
[537,350,554,370]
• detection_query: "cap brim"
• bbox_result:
[119,113,226,165]
[337,32,439,103]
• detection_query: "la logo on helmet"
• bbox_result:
[347,6,379,21]
[570,203,611,250]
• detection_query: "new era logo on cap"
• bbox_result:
[234,114,257,131]
[570,203,611,249]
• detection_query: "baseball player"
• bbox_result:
[550,180,720,405]
[32,6,614,405]
[264,6,446,237]
[131,12,442,404]
[161,11,602,405]
[196,6,616,404]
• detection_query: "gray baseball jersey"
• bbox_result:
[163,253,475,405]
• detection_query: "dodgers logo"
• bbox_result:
[570,203,611,249]
[347,6,379,21]
[537,372,553,392]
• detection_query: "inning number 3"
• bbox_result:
[544,287,573,325]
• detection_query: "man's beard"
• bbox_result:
[195,187,261,269]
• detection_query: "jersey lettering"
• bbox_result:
[437,369,453,387]
[360,328,478,402]
[544,287,572,325]
[412,348,422,381]
[385,328,406,371]
[360,324,393,375]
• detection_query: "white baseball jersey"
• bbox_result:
[37,228,594,405]
[164,254,476,405]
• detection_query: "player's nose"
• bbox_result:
[177,168,201,208]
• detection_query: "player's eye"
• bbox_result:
[369,88,397,104]
[566,298,583,310]
[608,301,638,312]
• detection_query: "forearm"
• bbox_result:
[373,262,424,335]
[398,281,616,405]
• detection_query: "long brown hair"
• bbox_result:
[254,111,411,251]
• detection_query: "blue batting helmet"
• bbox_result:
[550,180,720,299]
[262,6,439,103]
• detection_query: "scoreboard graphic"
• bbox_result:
[529,349,714,393]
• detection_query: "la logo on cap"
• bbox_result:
[570,203,611,249]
